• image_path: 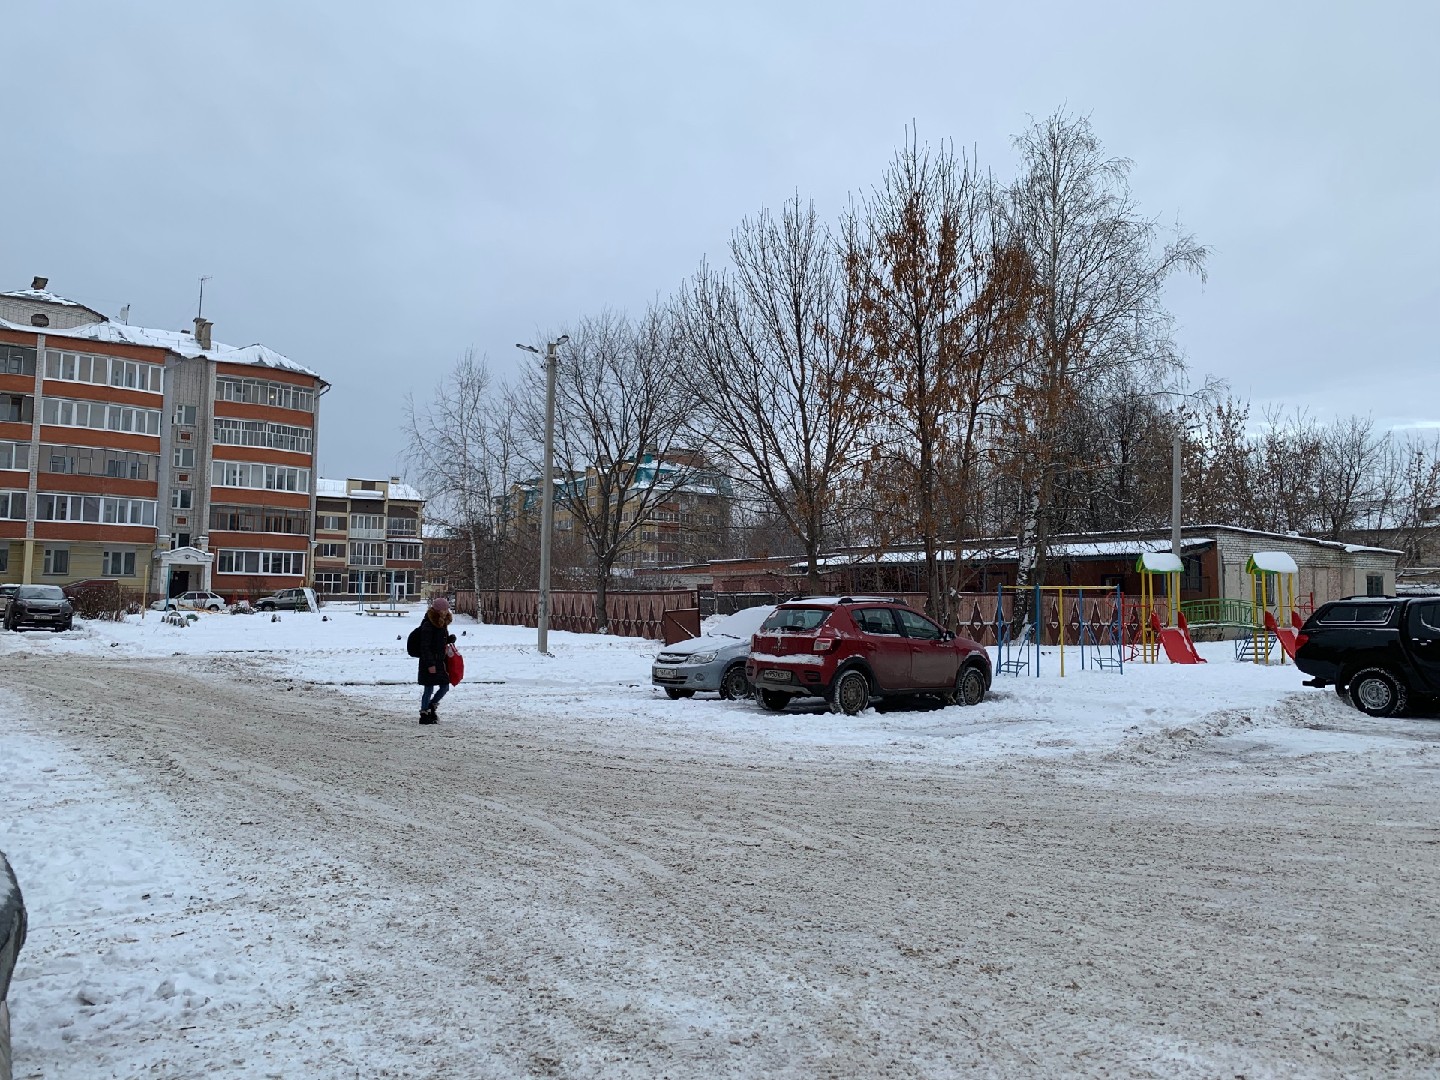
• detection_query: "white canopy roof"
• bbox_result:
[1248,551,1299,574]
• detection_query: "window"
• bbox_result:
[315,572,345,593]
[1319,604,1395,625]
[41,444,154,481]
[854,607,901,635]
[173,447,195,468]
[894,608,942,641]
[214,376,315,412]
[387,516,418,536]
[3,394,33,423]
[1409,602,1440,640]
[102,550,136,577]
[171,488,192,510]
[43,547,69,576]
[0,548,6,572]
[215,549,306,576]
[35,493,155,526]
[1,345,37,376]
[760,607,831,633]
[1182,556,1204,593]
[213,418,313,453]
[350,514,384,535]
[1366,573,1385,597]
[315,543,345,559]
[317,514,345,532]
[0,441,27,471]
[41,397,160,435]
[387,541,421,561]
[42,351,160,392]
[173,532,191,549]
[349,541,384,567]
[210,460,310,493]
[173,404,197,426]
[0,491,26,520]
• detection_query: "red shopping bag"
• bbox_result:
[445,643,464,686]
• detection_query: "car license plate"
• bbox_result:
[654,667,678,679]
[761,669,792,682]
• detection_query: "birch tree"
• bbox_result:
[1005,110,1208,588]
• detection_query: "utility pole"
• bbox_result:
[1171,427,1183,558]
[517,335,569,653]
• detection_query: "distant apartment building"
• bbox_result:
[421,524,465,595]
[0,278,326,600]
[505,449,734,570]
[312,477,425,599]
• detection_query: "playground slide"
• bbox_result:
[1149,612,1207,664]
[1265,610,1299,660]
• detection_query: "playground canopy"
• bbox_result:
[1136,552,1184,574]
[1246,551,1300,575]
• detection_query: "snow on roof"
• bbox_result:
[1136,552,1184,573]
[0,315,321,380]
[1,286,90,308]
[315,478,424,502]
[1247,551,1300,574]
[802,537,1210,569]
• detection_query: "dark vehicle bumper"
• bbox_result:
[748,660,831,698]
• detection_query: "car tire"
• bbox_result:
[954,665,987,707]
[664,688,695,700]
[719,664,750,701]
[829,669,871,716]
[757,688,791,712]
[1347,667,1408,718]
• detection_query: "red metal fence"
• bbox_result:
[473,589,700,641]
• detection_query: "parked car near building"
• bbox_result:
[3,585,74,632]
[746,596,991,715]
[255,587,317,612]
[163,590,228,612]
[652,605,775,700]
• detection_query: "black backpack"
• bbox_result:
[406,624,424,658]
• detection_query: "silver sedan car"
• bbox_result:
[652,605,775,700]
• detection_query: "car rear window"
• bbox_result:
[1319,604,1394,624]
[760,607,831,633]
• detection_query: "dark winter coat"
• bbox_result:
[415,613,452,686]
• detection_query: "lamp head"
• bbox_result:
[515,343,540,355]
[556,334,569,345]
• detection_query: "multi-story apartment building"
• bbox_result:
[312,477,425,599]
[0,278,326,600]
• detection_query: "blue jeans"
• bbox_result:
[421,682,449,712]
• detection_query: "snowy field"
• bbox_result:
[1,605,1438,1078]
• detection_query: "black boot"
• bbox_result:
[419,708,436,725]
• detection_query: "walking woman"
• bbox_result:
[416,596,456,724]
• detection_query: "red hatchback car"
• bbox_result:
[745,596,992,714]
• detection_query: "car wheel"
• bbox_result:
[1347,668,1408,718]
[208,604,221,611]
[719,664,750,701]
[664,687,695,700]
[757,688,791,712]
[954,665,987,707]
[829,669,871,716]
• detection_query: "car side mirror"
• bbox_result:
[941,630,955,642]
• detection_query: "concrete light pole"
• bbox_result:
[516,335,569,654]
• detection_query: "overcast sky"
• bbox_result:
[4,1,1436,480]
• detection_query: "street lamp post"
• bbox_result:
[516,335,569,654]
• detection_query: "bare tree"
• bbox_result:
[517,307,695,628]
[679,196,870,590]
[404,350,529,605]
[1005,110,1208,588]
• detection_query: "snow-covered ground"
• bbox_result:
[2,605,1438,1078]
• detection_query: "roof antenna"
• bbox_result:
[197,275,212,319]
[118,304,130,324]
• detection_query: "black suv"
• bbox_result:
[1294,596,1440,717]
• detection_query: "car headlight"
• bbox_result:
[690,651,718,664]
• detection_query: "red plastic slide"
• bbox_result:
[1265,610,1299,660]
[1149,611,1207,664]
